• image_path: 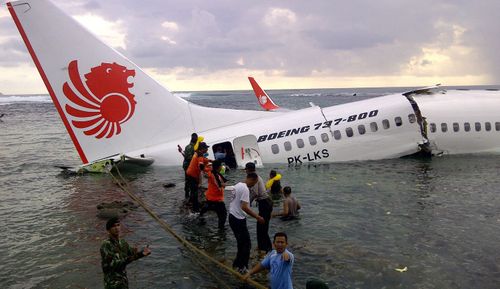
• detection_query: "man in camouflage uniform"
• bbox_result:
[100,217,151,289]
[183,133,198,200]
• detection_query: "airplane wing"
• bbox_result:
[248,77,280,111]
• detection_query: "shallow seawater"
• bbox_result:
[1,89,500,289]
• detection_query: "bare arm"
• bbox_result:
[243,262,265,280]
[242,201,265,224]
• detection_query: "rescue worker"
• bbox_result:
[186,142,210,212]
[245,162,273,254]
[182,133,198,200]
[199,159,228,229]
[100,217,151,289]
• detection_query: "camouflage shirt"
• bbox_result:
[100,237,144,289]
[183,143,195,170]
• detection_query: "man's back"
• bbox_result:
[228,182,249,219]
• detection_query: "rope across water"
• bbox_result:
[108,165,267,289]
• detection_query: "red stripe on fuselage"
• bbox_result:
[7,2,89,163]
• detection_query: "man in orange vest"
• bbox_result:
[186,142,210,212]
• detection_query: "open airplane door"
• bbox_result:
[233,135,263,168]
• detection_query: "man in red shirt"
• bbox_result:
[186,142,210,212]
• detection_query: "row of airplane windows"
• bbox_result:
[270,114,418,154]
[429,121,500,133]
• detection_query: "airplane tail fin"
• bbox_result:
[248,77,280,111]
[8,0,265,164]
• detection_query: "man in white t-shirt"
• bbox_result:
[228,172,265,273]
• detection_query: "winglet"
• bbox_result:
[248,77,280,111]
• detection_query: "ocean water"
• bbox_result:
[1,86,500,289]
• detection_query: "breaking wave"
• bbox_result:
[0,95,52,105]
[172,92,192,98]
[289,93,323,97]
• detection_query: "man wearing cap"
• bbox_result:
[186,142,211,212]
[100,217,151,289]
[245,162,273,254]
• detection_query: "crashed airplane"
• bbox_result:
[7,0,500,169]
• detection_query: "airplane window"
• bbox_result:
[464,122,471,132]
[358,124,366,135]
[395,117,403,127]
[321,133,329,143]
[297,138,305,148]
[408,114,416,123]
[485,122,491,131]
[441,123,448,132]
[475,122,481,131]
[284,141,292,151]
[333,130,341,140]
[382,119,390,129]
[496,122,500,131]
[430,123,436,133]
[309,136,317,145]
[370,122,378,132]
[271,144,279,154]
[346,127,354,137]
[453,122,459,132]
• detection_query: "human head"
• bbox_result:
[197,142,209,153]
[273,232,288,253]
[106,217,120,238]
[190,133,198,144]
[244,162,256,173]
[245,172,258,187]
[269,170,277,178]
[283,186,291,196]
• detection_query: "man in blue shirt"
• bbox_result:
[244,232,294,289]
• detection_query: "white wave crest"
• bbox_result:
[0,95,52,105]
[290,93,322,97]
[172,92,192,98]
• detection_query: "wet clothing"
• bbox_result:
[200,201,227,229]
[228,182,251,270]
[186,152,209,211]
[100,237,145,289]
[270,180,282,201]
[229,214,251,270]
[200,168,227,228]
[256,197,273,252]
[186,175,201,211]
[249,176,267,204]
[182,143,195,171]
[249,175,273,252]
[261,249,294,289]
[183,143,195,198]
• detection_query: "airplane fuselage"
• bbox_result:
[132,89,500,167]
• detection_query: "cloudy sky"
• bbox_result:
[1,0,499,94]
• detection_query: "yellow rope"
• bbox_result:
[109,165,267,289]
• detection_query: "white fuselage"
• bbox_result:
[131,89,500,167]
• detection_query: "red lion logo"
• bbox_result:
[63,60,136,139]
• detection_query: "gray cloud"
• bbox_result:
[2,0,500,86]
